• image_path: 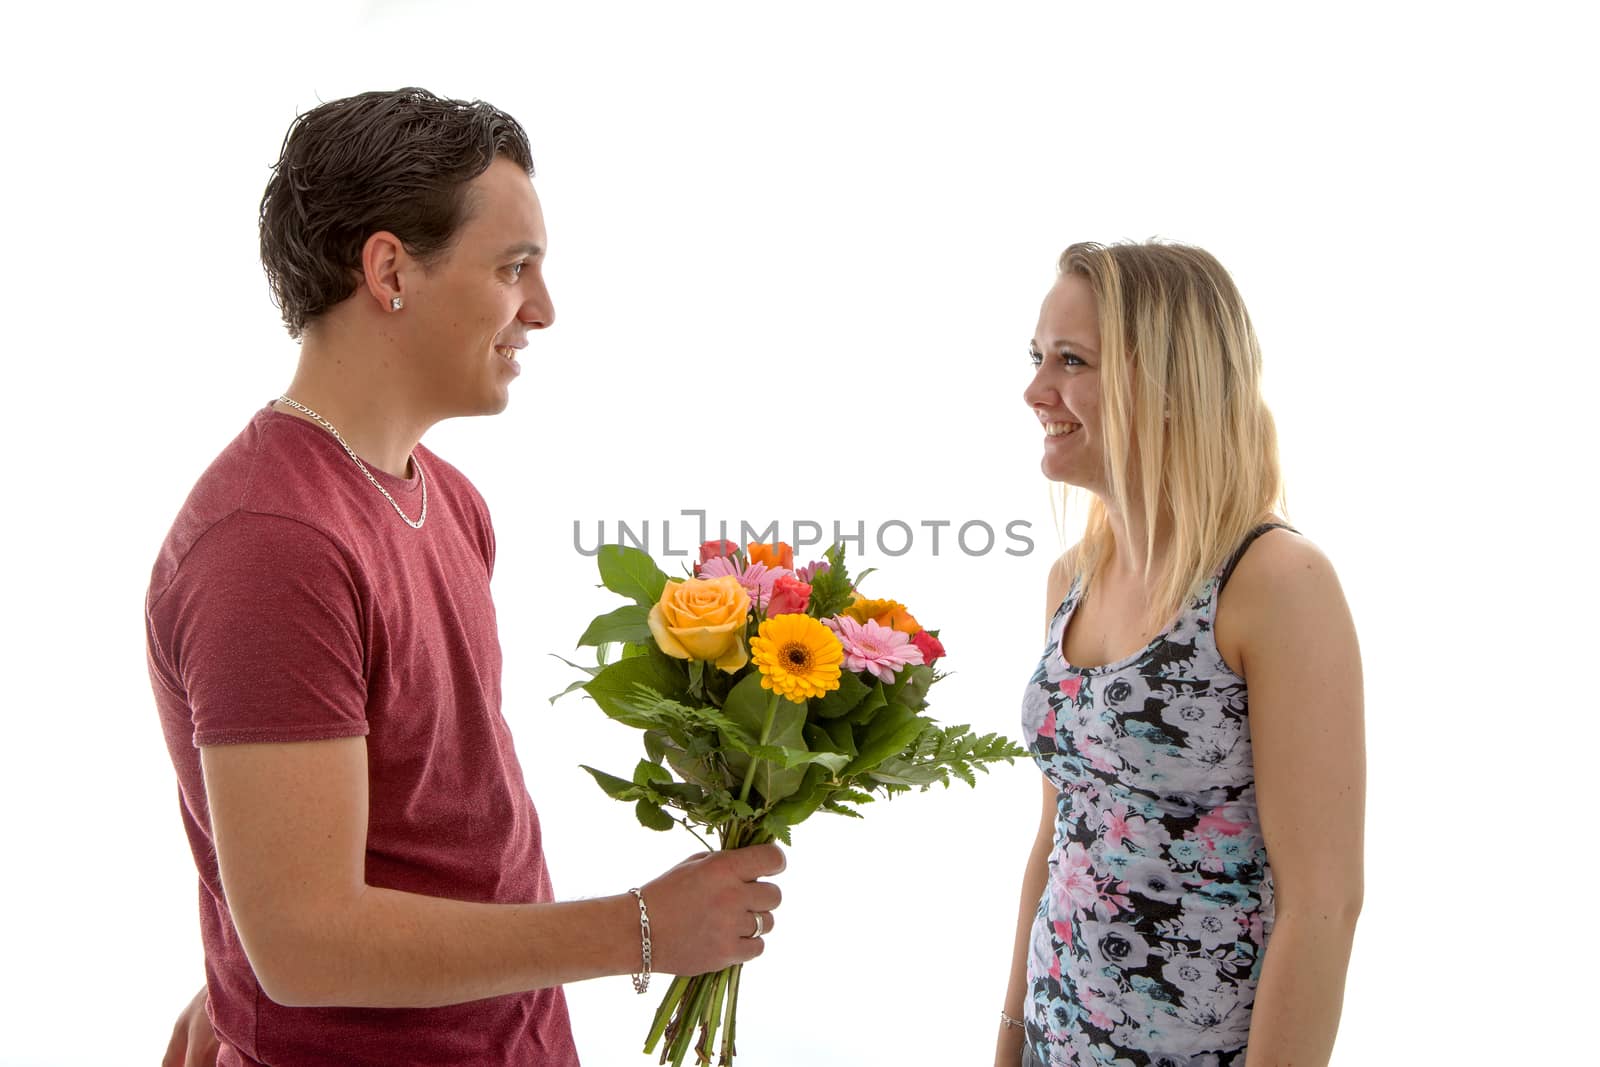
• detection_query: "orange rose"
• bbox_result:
[746,541,794,570]
[647,576,751,672]
[844,595,922,635]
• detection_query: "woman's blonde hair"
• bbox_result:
[1057,240,1286,630]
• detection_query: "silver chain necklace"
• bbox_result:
[276,395,427,529]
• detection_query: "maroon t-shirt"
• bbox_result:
[146,406,578,1066]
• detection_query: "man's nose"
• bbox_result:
[521,280,554,329]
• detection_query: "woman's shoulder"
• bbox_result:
[1043,542,1081,628]
[1223,517,1344,601]
[1215,518,1352,670]
[1235,516,1336,580]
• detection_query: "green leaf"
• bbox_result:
[547,675,594,704]
[634,759,673,786]
[720,673,778,741]
[581,765,641,800]
[643,730,667,764]
[760,813,794,845]
[766,764,832,829]
[741,744,850,773]
[597,543,670,607]
[578,604,653,647]
[868,725,1028,792]
[820,717,858,759]
[803,722,848,758]
[845,703,929,777]
[868,760,949,788]
[812,670,870,719]
[635,799,676,831]
[840,681,889,726]
[583,655,687,726]
[886,663,937,710]
[720,674,808,806]
[549,653,603,677]
[805,543,856,618]
[652,780,706,805]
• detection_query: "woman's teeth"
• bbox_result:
[1044,421,1079,437]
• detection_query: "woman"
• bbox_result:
[997,242,1364,1066]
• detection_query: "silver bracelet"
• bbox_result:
[1000,1009,1025,1031]
[628,888,652,994]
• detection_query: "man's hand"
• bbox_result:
[202,735,787,1005]
[640,843,785,976]
[162,985,220,1067]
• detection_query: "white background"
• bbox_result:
[1,1,1595,1063]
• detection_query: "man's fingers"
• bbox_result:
[726,842,785,878]
[747,880,782,912]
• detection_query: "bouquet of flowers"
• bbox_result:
[556,539,1024,1066]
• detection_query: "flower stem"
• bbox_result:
[645,974,689,1057]
[737,691,781,807]
[719,963,742,1066]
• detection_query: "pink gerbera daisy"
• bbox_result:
[824,615,924,683]
[697,556,788,610]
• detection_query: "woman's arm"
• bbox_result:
[995,552,1073,1065]
[1227,534,1366,1064]
[995,775,1058,1066]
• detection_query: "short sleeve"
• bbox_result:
[147,511,371,747]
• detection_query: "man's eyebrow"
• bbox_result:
[498,241,544,258]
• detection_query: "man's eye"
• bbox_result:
[508,261,525,278]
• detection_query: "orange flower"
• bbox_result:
[844,595,922,635]
[746,541,794,570]
[749,613,843,704]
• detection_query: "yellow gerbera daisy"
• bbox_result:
[748,613,844,704]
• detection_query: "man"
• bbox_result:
[149,87,783,1066]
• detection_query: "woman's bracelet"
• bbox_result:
[1000,1009,1025,1031]
[628,887,652,994]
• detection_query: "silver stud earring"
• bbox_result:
[391,296,404,311]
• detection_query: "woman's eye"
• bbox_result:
[1030,348,1083,368]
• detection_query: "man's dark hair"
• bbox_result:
[259,87,534,339]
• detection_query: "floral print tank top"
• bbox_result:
[1019,523,1294,1066]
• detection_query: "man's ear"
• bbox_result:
[361,231,413,313]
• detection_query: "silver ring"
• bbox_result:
[751,912,764,938]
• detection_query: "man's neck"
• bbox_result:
[278,319,432,478]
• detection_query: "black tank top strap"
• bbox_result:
[1217,522,1299,594]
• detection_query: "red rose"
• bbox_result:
[766,574,812,617]
[910,629,945,666]
[698,539,739,564]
